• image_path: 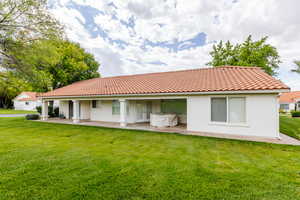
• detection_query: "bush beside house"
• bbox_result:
[25,114,40,120]
[291,111,300,117]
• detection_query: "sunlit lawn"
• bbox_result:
[0,117,299,200]
[280,114,300,140]
[0,109,37,114]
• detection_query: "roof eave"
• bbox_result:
[39,88,290,99]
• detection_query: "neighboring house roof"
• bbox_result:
[41,66,289,97]
[15,92,39,101]
[279,91,300,103]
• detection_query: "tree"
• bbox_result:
[48,40,100,89]
[207,35,281,76]
[0,0,63,63]
[0,71,32,108]
[3,39,100,92]
[0,0,62,40]
[291,61,300,74]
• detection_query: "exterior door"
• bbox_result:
[136,101,152,122]
[69,101,73,119]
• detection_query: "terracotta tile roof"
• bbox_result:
[41,66,289,97]
[16,92,39,101]
[279,91,300,103]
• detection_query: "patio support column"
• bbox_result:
[41,100,48,121]
[119,99,127,127]
[73,100,80,123]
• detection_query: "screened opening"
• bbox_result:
[161,99,186,115]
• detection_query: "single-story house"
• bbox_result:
[13,92,41,111]
[40,66,289,138]
[14,91,59,111]
[279,91,300,112]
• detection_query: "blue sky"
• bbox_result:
[49,0,300,90]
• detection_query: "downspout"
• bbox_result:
[276,95,281,140]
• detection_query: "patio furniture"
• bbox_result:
[150,113,178,127]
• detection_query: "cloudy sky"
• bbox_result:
[49,0,300,90]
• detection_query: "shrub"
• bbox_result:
[36,106,42,114]
[291,111,300,117]
[25,114,40,120]
[59,114,65,119]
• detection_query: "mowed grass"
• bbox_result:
[0,109,37,114]
[280,115,300,140]
[0,118,299,200]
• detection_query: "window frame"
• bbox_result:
[209,96,247,126]
[112,100,120,115]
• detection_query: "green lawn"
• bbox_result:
[0,109,37,114]
[0,118,299,200]
[280,115,300,140]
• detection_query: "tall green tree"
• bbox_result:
[207,35,281,76]
[0,0,63,64]
[291,61,300,74]
[0,0,62,40]
[0,71,32,108]
[4,39,100,92]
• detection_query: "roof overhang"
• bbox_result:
[40,89,290,100]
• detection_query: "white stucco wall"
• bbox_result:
[90,100,121,122]
[187,94,279,138]
[14,100,39,111]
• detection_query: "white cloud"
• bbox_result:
[49,0,300,90]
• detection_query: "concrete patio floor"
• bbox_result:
[40,118,300,146]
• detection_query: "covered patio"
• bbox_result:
[41,97,188,131]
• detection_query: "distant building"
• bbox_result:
[13,92,41,111]
[13,92,58,111]
[279,91,300,112]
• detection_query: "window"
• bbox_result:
[25,102,29,105]
[211,98,227,122]
[228,97,246,123]
[279,104,289,110]
[211,97,246,123]
[112,100,120,115]
[92,100,97,108]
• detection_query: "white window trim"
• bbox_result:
[112,100,120,115]
[209,96,248,127]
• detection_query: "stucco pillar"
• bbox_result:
[119,99,127,127]
[73,100,80,123]
[41,100,48,121]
